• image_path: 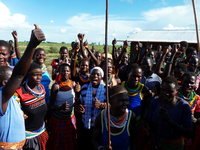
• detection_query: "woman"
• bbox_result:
[51,46,71,82]
[147,76,193,150]
[33,48,51,104]
[49,63,80,150]
[77,67,107,150]
[15,63,50,150]
[92,85,136,150]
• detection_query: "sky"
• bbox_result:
[0,0,200,45]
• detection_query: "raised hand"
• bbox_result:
[172,44,178,55]
[123,40,129,49]
[77,104,86,113]
[163,46,169,55]
[11,30,18,39]
[75,82,81,93]
[78,33,85,41]
[112,38,117,46]
[60,101,70,111]
[30,24,46,47]
[83,39,89,49]
[73,40,80,53]
[92,97,101,109]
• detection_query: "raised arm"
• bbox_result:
[129,42,142,64]
[163,44,178,78]
[154,46,169,79]
[12,30,21,59]
[84,40,100,66]
[115,40,129,73]
[112,38,117,64]
[71,41,80,78]
[2,24,45,114]
[77,33,87,59]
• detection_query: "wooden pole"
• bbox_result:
[192,0,200,59]
[105,0,111,147]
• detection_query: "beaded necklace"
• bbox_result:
[178,88,197,108]
[104,74,113,85]
[58,79,73,91]
[6,62,9,66]
[79,72,90,83]
[119,63,128,72]
[124,81,142,94]
[25,82,44,99]
[104,107,128,128]
[41,63,47,73]
[177,80,182,88]
[11,53,16,58]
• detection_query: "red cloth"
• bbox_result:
[49,113,77,150]
[39,130,51,150]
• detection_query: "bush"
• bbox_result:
[48,46,59,53]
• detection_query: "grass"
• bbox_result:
[18,42,130,66]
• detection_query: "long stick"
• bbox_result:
[192,0,200,59]
[105,0,111,147]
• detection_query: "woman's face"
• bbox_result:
[28,69,43,86]
[61,66,71,81]
[161,82,177,102]
[95,52,102,62]
[182,75,196,95]
[60,49,68,60]
[0,46,10,66]
[128,68,142,88]
[80,60,89,74]
[35,50,46,65]
[102,62,113,77]
[90,69,102,87]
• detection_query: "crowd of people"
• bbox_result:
[0,25,200,150]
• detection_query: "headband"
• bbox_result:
[28,68,42,74]
[90,66,104,78]
[110,90,127,98]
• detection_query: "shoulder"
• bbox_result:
[51,59,59,66]
[51,82,59,91]
[177,98,191,109]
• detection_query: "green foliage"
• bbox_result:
[48,46,59,53]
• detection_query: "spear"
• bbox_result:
[105,0,111,148]
[192,0,200,59]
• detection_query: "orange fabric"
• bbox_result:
[0,139,26,149]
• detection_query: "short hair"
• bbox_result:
[0,40,10,53]
[95,51,101,56]
[71,41,75,47]
[0,66,12,84]
[186,47,197,56]
[143,56,153,66]
[33,48,45,60]
[79,58,89,66]
[180,41,188,49]
[182,72,196,81]
[100,58,113,68]
[59,63,71,74]
[60,46,68,53]
[175,63,187,72]
[109,85,128,102]
[127,63,141,75]
[162,76,178,88]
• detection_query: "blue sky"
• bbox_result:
[0,0,199,45]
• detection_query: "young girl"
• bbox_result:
[0,24,45,149]
[92,85,136,150]
[33,48,51,104]
[49,63,80,150]
[147,76,193,150]
[16,63,50,150]
[51,46,71,82]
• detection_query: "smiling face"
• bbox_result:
[90,69,102,87]
[80,60,89,74]
[35,49,46,65]
[60,49,68,60]
[0,46,10,66]
[182,75,196,96]
[161,82,177,102]
[128,68,142,88]
[61,65,71,81]
[27,69,43,86]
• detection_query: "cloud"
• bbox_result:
[120,0,133,4]
[50,20,54,23]
[163,24,190,30]
[60,28,67,33]
[155,0,167,7]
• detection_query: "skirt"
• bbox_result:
[49,112,77,150]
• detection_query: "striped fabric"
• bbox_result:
[26,123,46,139]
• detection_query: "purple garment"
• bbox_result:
[147,96,192,140]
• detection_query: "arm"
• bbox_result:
[129,44,140,64]
[71,41,80,79]
[163,44,178,78]
[115,41,128,73]
[84,40,100,66]
[78,33,87,59]
[129,111,137,150]
[51,65,58,81]
[12,30,21,59]
[49,83,60,111]
[2,24,45,114]
[154,47,169,79]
